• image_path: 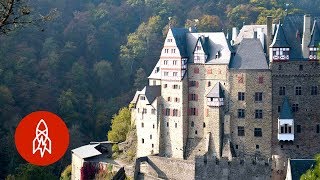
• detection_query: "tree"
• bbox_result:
[0,0,58,33]
[60,165,72,180]
[107,107,131,143]
[133,68,147,89]
[300,154,320,179]
[8,163,57,179]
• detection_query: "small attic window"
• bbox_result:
[140,96,145,100]
[215,51,221,59]
[167,39,172,42]
[155,67,159,73]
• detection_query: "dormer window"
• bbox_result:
[309,47,319,60]
[272,48,290,60]
[215,51,221,59]
[278,97,294,141]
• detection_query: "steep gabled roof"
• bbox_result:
[171,28,189,57]
[206,82,224,98]
[229,38,268,70]
[270,24,290,48]
[289,159,316,180]
[309,20,320,47]
[199,35,210,56]
[148,60,161,79]
[130,85,161,105]
[144,85,161,104]
[186,32,231,64]
[280,97,293,119]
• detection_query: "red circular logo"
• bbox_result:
[15,111,69,166]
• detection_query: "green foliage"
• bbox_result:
[300,154,320,180]
[60,165,72,180]
[108,107,131,143]
[9,164,57,180]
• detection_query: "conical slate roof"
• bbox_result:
[206,82,224,98]
[270,24,290,48]
[279,97,293,119]
[309,20,320,47]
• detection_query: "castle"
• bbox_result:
[130,14,320,179]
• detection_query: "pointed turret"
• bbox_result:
[269,23,290,62]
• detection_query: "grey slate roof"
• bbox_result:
[72,144,102,159]
[131,85,161,105]
[289,159,316,180]
[229,38,268,70]
[206,82,224,98]
[171,28,189,57]
[270,24,290,48]
[186,32,232,64]
[199,35,210,56]
[280,97,293,119]
[309,20,320,47]
[144,85,161,104]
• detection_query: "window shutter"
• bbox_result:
[196,81,199,88]
[195,94,198,101]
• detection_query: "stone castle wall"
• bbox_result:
[229,69,272,158]
[271,61,320,178]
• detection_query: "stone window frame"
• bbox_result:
[255,92,263,102]
[279,86,286,95]
[254,128,262,137]
[238,92,245,101]
[296,125,301,133]
[292,104,299,112]
[311,85,318,95]
[295,86,302,95]
[255,109,263,119]
[237,109,245,118]
[237,126,245,136]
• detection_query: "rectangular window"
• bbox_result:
[164,60,168,65]
[194,67,199,74]
[190,108,197,116]
[278,65,282,70]
[140,96,145,100]
[172,109,178,116]
[297,125,301,133]
[167,39,172,42]
[311,86,318,95]
[150,135,152,139]
[254,128,262,137]
[173,85,179,89]
[142,138,144,143]
[142,108,147,114]
[255,109,263,119]
[164,72,169,76]
[151,109,156,114]
[167,97,171,102]
[190,94,197,101]
[299,65,303,71]
[279,87,286,95]
[173,60,177,65]
[238,126,245,136]
[164,84,167,88]
[175,98,179,102]
[255,92,263,102]
[258,76,264,84]
[173,72,178,76]
[197,46,202,50]
[165,108,170,116]
[141,123,144,128]
[175,123,177,128]
[238,92,245,101]
[189,81,197,87]
[171,49,176,53]
[238,109,245,118]
[295,86,302,95]
[292,104,299,112]
[164,49,169,53]
[317,125,320,133]
[278,106,281,112]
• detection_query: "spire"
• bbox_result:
[309,20,320,47]
[270,23,290,48]
[279,97,293,119]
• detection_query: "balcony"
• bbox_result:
[207,98,224,107]
[278,133,294,141]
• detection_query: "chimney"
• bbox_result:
[257,28,265,50]
[232,27,238,42]
[302,14,311,58]
[267,16,273,48]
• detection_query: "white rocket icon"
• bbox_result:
[32,119,52,158]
